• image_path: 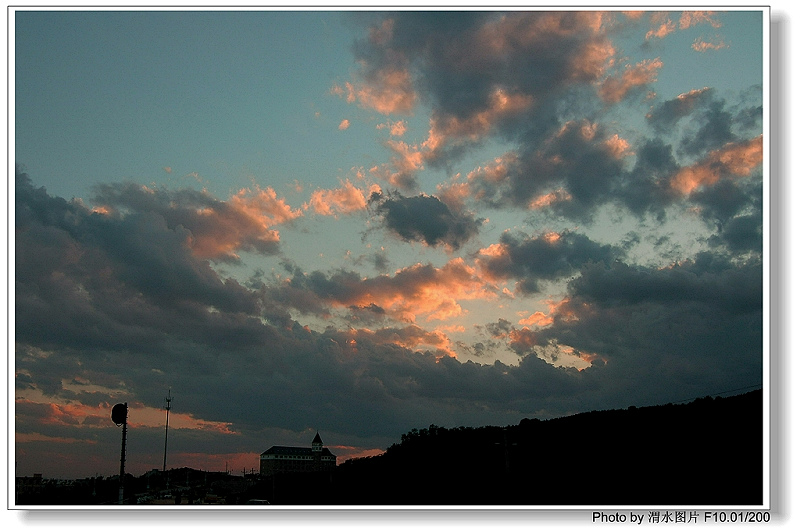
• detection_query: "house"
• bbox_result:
[259,432,336,476]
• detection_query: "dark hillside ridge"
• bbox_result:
[17,390,762,506]
[328,390,763,505]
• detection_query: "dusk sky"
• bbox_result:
[13,8,767,482]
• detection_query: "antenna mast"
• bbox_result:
[163,389,172,472]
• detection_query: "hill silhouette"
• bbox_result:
[17,390,762,506]
[273,390,763,505]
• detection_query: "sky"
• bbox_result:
[12,8,767,482]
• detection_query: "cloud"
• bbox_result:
[547,256,761,364]
[375,139,428,190]
[692,36,729,52]
[646,88,716,133]
[644,11,721,42]
[266,256,498,324]
[14,10,764,480]
[597,58,663,103]
[15,165,764,477]
[340,325,457,358]
[88,180,302,261]
[306,179,372,217]
[468,120,631,220]
[15,171,266,355]
[679,11,722,30]
[476,230,622,294]
[370,191,483,251]
[670,135,763,195]
[349,12,760,228]
[376,119,408,136]
[645,12,676,40]
[347,12,620,187]
[339,119,351,130]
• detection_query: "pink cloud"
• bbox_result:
[646,13,676,40]
[338,68,417,115]
[679,11,722,30]
[692,37,729,52]
[518,311,554,327]
[436,175,472,212]
[306,179,370,217]
[377,119,408,136]
[341,325,458,358]
[528,188,573,209]
[427,88,534,151]
[316,258,499,325]
[188,185,303,260]
[598,58,663,103]
[670,135,763,195]
[646,11,721,40]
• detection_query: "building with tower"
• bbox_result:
[259,432,337,476]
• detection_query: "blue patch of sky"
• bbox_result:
[15,11,365,201]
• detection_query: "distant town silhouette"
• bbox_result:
[16,389,762,506]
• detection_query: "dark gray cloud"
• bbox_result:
[354,12,614,122]
[371,191,483,250]
[646,87,716,133]
[15,172,263,357]
[351,12,763,233]
[90,181,288,261]
[478,230,622,294]
[647,87,762,159]
[469,120,631,222]
[15,167,764,479]
[14,10,765,481]
[350,11,623,188]
[541,257,762,370]
[491,254,763,406]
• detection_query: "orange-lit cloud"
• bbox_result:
[670,135,763,194]
[129,404,237,434]
[529,188,572,209]
[692,37,729,52]
[477,11,611,54]
[189,185,303,260]
[377,259,497,323]
[518,311,554,327]
[680,11,721,30]
[306,179,370,217]
[646,13,676,40]
[598,58,663,103]
[646,11,720,40]
[336,68,417,115]
[622,11,645,20]
[333,446,386,463]
[316,258,498,324]
[369,137,429,189]
[339,324,457,357]
[166,451,259,473]
[436,175,472,212]
[338,119,351,130]
[16,432,94,444]
[466,153,517,192]
[604,133,633,158]
[377,119,408,136]
[15,393,236,434]
[427,88,534,151]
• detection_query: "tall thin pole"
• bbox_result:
[119,403,127,505]
[163,390,172,473]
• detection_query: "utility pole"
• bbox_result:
[111,403,128,505]
[163,390,172,472]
